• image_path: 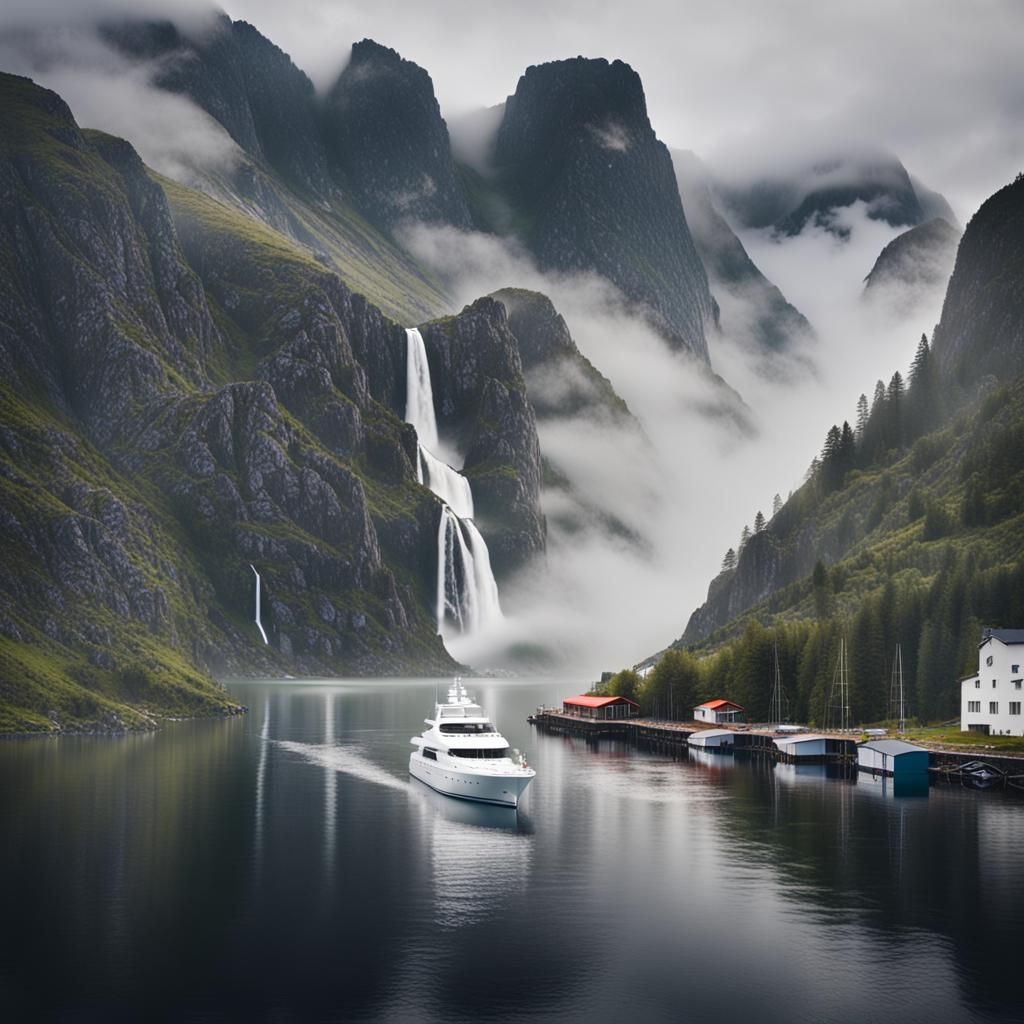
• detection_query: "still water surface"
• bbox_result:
[2,678,1023,1023]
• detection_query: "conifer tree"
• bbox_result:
[855,393,869,438]
[754,510,766,533]
[772,493,783,517]
[721,548,737,571]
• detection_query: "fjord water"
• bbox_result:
[2,679,1022,1023]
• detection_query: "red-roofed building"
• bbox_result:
[563,695,640,720]
[694,699,745,724]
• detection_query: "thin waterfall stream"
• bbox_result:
[404,328,502,635]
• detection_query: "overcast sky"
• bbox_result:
[1,0,1021,216]
[215,0,1024,219]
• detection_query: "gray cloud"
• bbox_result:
[220,0,1022,219]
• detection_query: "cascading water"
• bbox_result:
[405,328,502,634]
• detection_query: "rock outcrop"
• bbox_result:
[323,40,473,234]
[419,299,545,577]
[493,57,717,360]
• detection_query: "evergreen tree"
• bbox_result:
[855,393,869,438]
[885,371,905,450]
[754,510,766,533]
[739,524,751,550]
[721,548,737,571]
[772,493,783,517]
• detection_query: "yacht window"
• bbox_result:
[423,748,438,761]
[449,748,511,759]
[439,722,495,734]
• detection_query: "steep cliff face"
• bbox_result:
[932,176,1024,388]
[323,40,473,234]
[673,150,814,355]
[0,74,458,731]
[493,58,716,360]
[419,299,545,577]
[863,217,961,311]
[104,15,332,197]
[102,17,451,326]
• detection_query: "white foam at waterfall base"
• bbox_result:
[436,507,503,635]
[405,327,439,451]
[418,446,474,518]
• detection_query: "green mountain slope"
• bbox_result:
[0,73,547,732]
[637,174,1024,725]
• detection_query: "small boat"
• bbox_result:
[410,679,536,808]
[958,760,1005,790]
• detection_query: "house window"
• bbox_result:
[1010,703,1021,716]
[1013,664,1020,673]
[993,679,998,687]
[975,680,981,688]
[1014,680,1022,690]
[968,701,981,713]
[987,655,994,666]
[989,702,999,714]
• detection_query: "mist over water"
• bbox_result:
[405,206,947,675]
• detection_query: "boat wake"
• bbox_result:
[274,740,410,794]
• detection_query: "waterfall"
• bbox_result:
[405,327,502,635]
[418,446,474,519]
[405,328,439,451]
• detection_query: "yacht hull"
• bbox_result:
[409,754,533,808]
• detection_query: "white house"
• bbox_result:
[961,628,1024,737]
[694,699,745,724]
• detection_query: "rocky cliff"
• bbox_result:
[323,40,472,235]
[492,58,716,360]
[419,299,546,578]
[932,175,1024,388]
[0,73,491,731]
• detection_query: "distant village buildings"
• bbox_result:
[961,628,1024,737]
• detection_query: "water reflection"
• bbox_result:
[2,680,1023,1023]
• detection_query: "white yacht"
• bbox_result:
[410,679,535,808]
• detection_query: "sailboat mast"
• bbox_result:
[897,642,905,732]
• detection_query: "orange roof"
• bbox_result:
[697,699,744,711]
[564,694,640,708]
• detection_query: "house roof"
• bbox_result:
[861,739,927,755]
[980,628,1024,646]
[696,699,744,711]
[564,694,640,708]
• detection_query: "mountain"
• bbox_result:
[490,58,717,361]
[323,39,473,235]
[654,173,1024,722]
[863,217,961,310]
[101,16,451,325]
[715,147,949,238]
[673,149,814,355]
[0,73,546,731]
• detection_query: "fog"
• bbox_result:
[0,22,240,182]
[0,0,987,674]
[407,201,944,675]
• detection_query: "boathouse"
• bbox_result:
[773,734,828,761]
[688,729,734,751]
[562,695,640,720]
[857,739,929,777]
[960,627,1024,737]
[694,699,745,724]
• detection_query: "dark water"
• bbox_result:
[2,678,1023,1023]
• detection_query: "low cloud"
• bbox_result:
[405,208,945,676]
[0,17,240,184]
